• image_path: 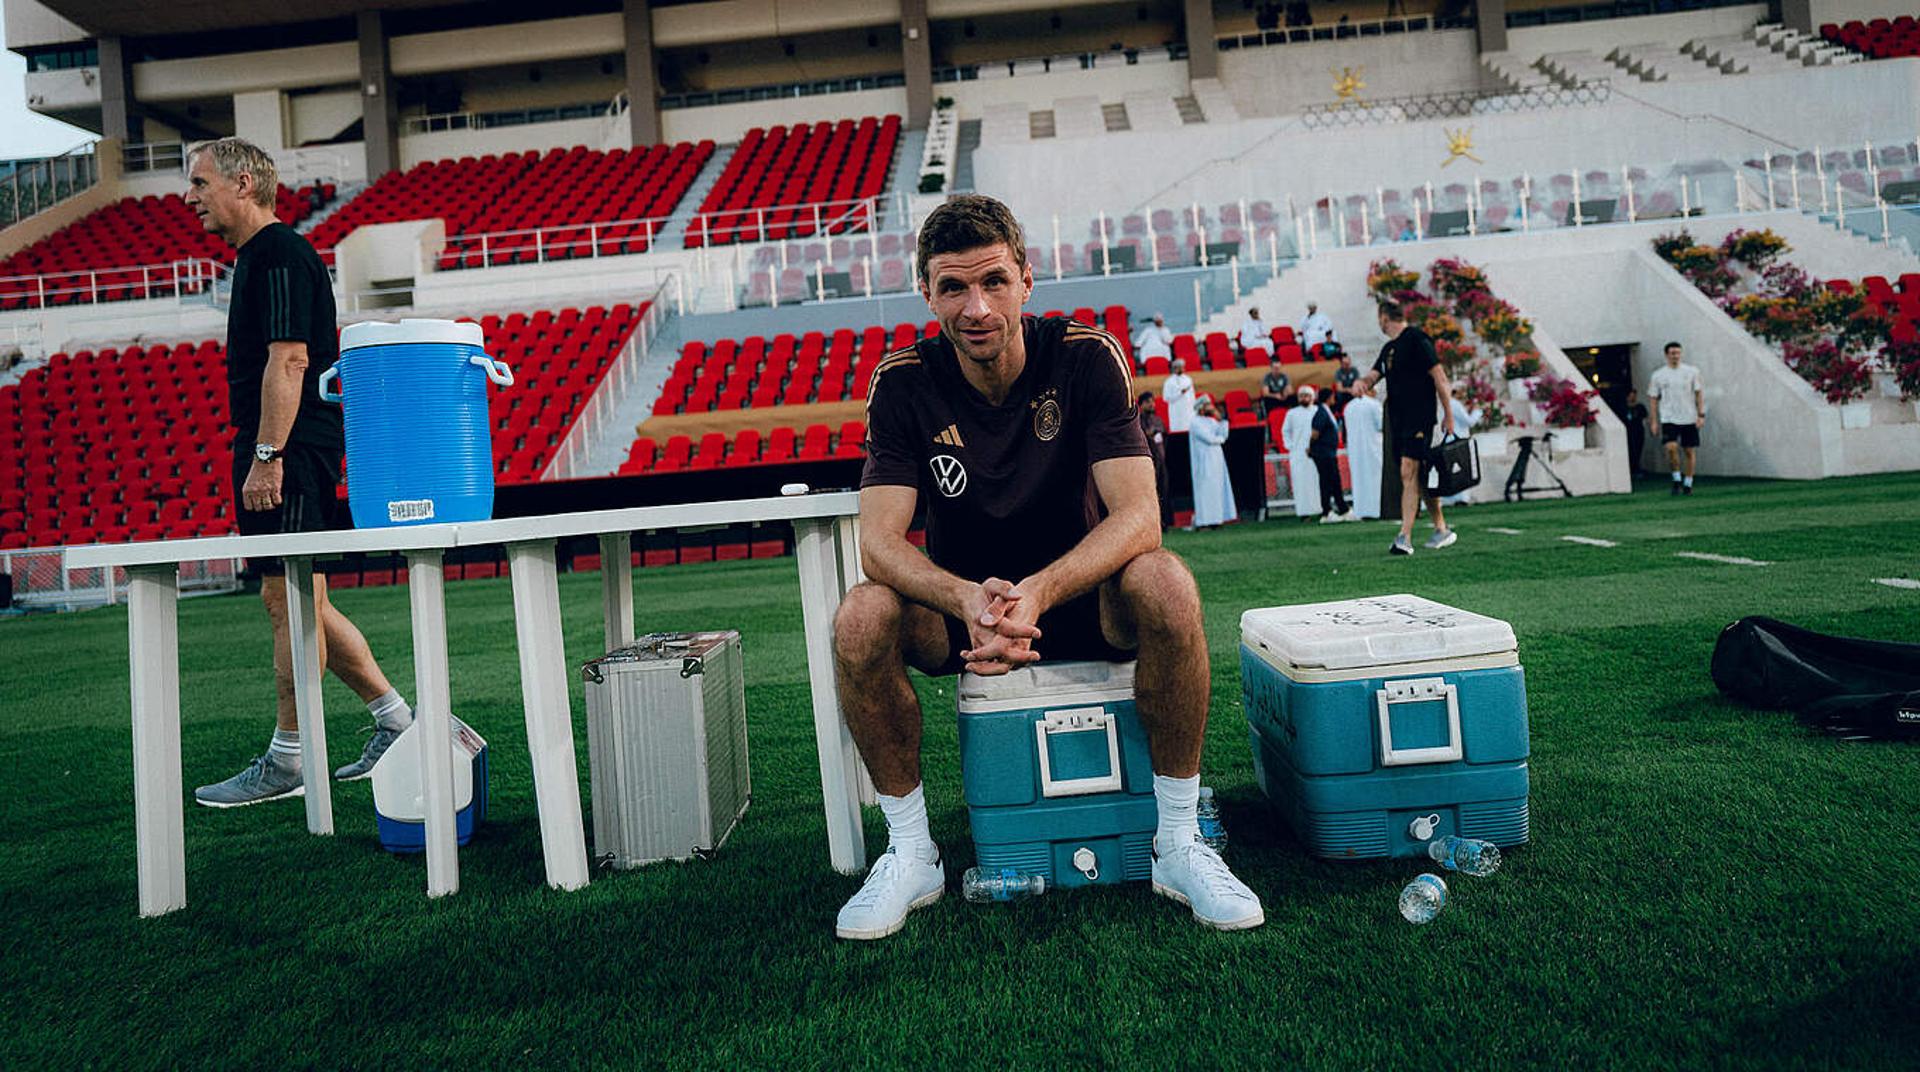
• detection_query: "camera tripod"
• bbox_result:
[1502,435,1573,501]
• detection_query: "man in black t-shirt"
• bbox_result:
[1353,300,1456,555]
[832,195,1262,940]
[183,138,414,808]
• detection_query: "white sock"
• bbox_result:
[1672,471,1683,483]
[368,688,412,731]
[1683,475,1694,487]
[1153,773,1201,855]
[269,728,301,764]
[877,784,936,863]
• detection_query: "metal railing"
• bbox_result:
[1,142,100,227]
[399,97,627,137]
[0,258,228,311]
[659,73,908,111]
[542,276,676,482]
[1218,14,1445,50]
[118,141,342,188]
[1300,80,1611,128]
[0,547,242,611]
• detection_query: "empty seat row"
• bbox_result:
[686,116,901,248]
[1823,17,1920,59]
[617,421,866,476]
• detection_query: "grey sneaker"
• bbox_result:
[195,751,304,808]
[1424,528,1458,550]
[1390,534,1415,556]
[334,721,407,781]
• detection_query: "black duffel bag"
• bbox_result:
[1426,433,1480,498]
[1710,616,1920,740]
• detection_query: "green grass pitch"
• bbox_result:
[3,474,1918,1069]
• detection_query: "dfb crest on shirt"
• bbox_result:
[1031,387,1062,442]
[930,454,968,498]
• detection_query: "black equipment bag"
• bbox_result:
[1427,434,1480,497]
[1710,616,1920,739]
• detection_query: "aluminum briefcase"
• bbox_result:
[582,631,750,868]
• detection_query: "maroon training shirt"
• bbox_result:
[861,314,1149,586]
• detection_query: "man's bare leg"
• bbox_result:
[829,581,953,940]
[1397,456,1424,543]
[314,577,393,702]
[1101,549,1264,930]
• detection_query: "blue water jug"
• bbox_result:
[318,319,513,528]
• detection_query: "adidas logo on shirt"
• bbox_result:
[934,425,965,448]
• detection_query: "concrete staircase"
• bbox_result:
[295,180,367,237]
[952,119,981,192]
[654,142,737,249]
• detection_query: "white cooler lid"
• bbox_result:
[958,659,1135,707]
[340,317,484,352]
[1240,594,1515,672]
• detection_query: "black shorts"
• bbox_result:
[934,591,1136,676]
[231,437,345,574]
[1661,422,1700,448]
[1389,428,1432,463]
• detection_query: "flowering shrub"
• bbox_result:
[1720,228,1789,271]
[1458,375,1507,431]
[1367,259,1422,302]
[1454,288,1503,324]
[1652,229,1695,263]
[1407,303,1463,343]
[1434,337,1478,372]
[1475,307,1535,352]
[1428,257,1489,301]
[1758,261,1818,301]
[1667,244,1724,276]
[1886,337,1920,401]
[1502,350,1541,379]
[1532,373,1599,428]
[1784,339,1873,403]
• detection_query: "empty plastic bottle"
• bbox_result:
[1196,787,1229,853]
[962,866,1047,903]
[1426,835,1502,877]
[1399,873,1448,924]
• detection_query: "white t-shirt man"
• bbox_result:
[1134,318,1175,362]
[1647,363,1703,426]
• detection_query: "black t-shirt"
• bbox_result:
[861,315,1149,586]
[1373,325,1438,428]
[225,222,343,450]
[1309,404,1339,457]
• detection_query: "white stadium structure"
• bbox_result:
[2,0,1918,605]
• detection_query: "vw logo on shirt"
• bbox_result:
[930,454,968,498]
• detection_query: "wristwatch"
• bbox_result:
[253,442,283,463]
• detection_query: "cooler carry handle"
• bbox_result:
[317,365,341,403]
[1375,676,1464,767]
[1034,707,1123,797]
[469,354,515,387]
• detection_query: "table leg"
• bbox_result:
[793,518,865,874]
[127,564,185,917]
[405,550,458,897]
[598,531,635,651]
[507,540,590,891]
[283,557,332,836]
[834,517,877,808]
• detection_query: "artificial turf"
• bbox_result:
[3,473,1917,1070]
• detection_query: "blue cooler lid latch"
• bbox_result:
[1375,677,1465,767]
[1035,708,1123,797]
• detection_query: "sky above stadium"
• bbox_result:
[2,3,95,160]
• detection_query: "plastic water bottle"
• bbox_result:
[1426,835,1502,877]
[962,866,1047,903]
[1399,873,1448,924]
[1196,787,1229,853]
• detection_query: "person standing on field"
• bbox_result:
[1647,341,1705,495]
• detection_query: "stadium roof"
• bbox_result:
[38,0,461,37]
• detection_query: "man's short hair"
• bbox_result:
[1664,341,1683,353]
[917,194,1027,285]
[1378,300,1405,322]
[188,137,279,208]
[1135,391,1155,407]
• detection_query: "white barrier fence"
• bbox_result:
[2,546,242,611]
[542,275,677,482]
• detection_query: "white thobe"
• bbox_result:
[1163,373,1195,433]
[1237,319,1271,353]
[1300,311,1334,350]
[1281,405,1321,517]
[1134,323,1174,361]
[1188,415,1237,527]
[1344,395,1383,519]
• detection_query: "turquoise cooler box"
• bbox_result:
[1240,595,1530,860]
[957,661,1155,887]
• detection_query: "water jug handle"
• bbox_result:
[470,354,514,387]
[317,365,342,403]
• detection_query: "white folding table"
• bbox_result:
[66,492,873,918]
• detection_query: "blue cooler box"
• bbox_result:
[1240,594,1530,860]
[957,661,1155,887]
[370,716,490,854]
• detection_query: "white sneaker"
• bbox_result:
[1151,836,1265,931]
[1317,512,1339,525]
[834,846,945,940]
